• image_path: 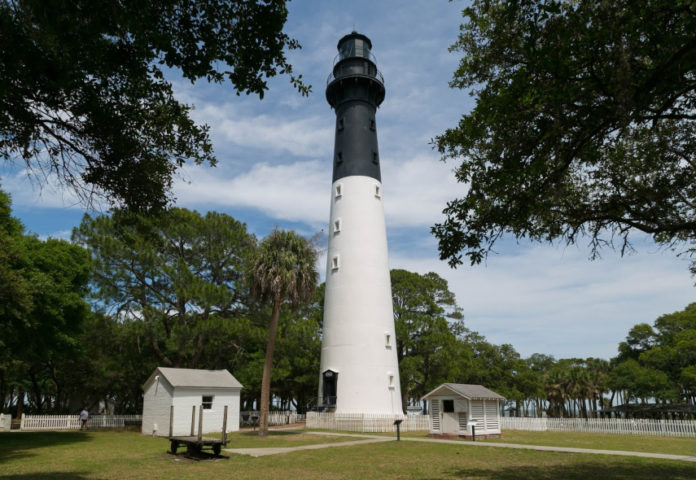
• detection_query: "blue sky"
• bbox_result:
[2,0,694,360]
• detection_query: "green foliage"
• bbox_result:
[391,269,464,407]
[613,303,696,404]
[1,0,308,211]
[0,189,32,343]
[248,229,318,434]
[248,229,319,309]
[435,0,696,270]
[72,208,256,368]
[0,185,91,413]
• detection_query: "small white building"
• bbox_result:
[422,383,504,438]
[141,367,242,437]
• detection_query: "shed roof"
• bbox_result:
[422,383,505,401]
[144,367,243,390]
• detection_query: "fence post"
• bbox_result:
[190,406,196,436]
[20,413,25,430]
[197,404,203,441]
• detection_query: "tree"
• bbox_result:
[0,187,32,353]
[0,186,91,414]
[1,0,308,211]
[248,229,318,436]
[391,269,464,410]
[434,0,696,271]
[72,208,256,368]
[272,284,323,412]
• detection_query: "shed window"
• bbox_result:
[202,396,214,410]
[443,399,454,413]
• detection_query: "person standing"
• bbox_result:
[80,408,89,430]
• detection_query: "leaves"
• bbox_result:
[0,0,309,211]
[72,208,256,367]
[435,0,696,271]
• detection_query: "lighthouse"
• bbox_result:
[318,32,402,415]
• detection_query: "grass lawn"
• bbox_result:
[0,429,694,480]
[485,429,696,456]
[214,428,359,448]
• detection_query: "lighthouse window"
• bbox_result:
[338,118,344,131]
[388,374,395,389]
[354,39,365,58]
[375,185,381,198]
[372,152,379,164]
[331,255,340,270]
[333,218,341,234]
[336,152,343,164]
[385,333,391,348]
[335,183,343,198]
[370,119,376,131]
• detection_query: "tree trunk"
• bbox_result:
[16,388,24,418]
[259,296,282,437]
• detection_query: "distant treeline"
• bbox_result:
[1,189,694,417]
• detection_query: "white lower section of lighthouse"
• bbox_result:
[319,175,403,415]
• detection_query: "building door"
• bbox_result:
[322,370,338,407]
[441,399,459,434]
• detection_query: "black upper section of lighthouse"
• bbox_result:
[326,32,385,183]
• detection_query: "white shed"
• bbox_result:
[141,367,242,437]
[422,383,504,438]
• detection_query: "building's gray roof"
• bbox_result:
[146,367,243,390]
[422,383,505,401]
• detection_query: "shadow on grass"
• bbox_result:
[1,473,89,480]
[0,432,90,464]
[437,461,696,480]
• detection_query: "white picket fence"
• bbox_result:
[501,417,696,437]
[305,413,696,437]
[0,413,11,431]
[268,411,305,426]
[19,414,142,431]
[239,411,306,427]
[306,412,430,432]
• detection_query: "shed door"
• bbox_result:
[441,399,459,434]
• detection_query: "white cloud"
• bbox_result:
[175,161,328,225]
[195,103,333,158]
[1,168,95,210]
[382,154,463,228]
[175,152,464,230]
[389,242,695,360]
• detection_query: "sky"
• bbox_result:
[2,0,694,360]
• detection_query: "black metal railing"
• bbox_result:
[306,396,337,412]
[327,65,384,86]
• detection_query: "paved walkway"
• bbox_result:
[225,430,696,463]
[225,435,391,457]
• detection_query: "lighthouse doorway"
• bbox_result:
[322,370,338,408]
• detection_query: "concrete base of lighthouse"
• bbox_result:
[319,175,403,415]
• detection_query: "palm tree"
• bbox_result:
[248,229,318,436]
